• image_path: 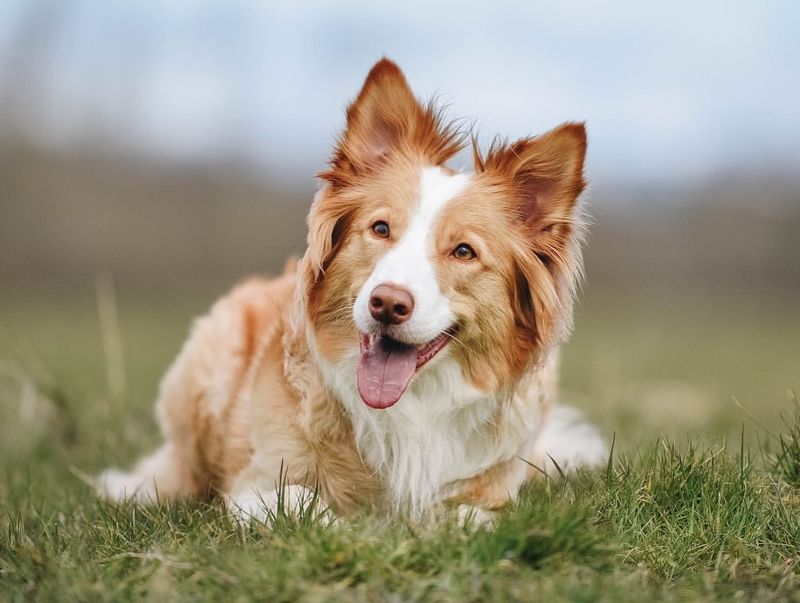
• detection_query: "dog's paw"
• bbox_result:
[226,489,281,524]
[226,485,331,526]
[95,468,157,503]
[456,504,497,529]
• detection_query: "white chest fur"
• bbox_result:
[313,342,539,517]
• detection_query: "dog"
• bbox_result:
[98,58,606,522]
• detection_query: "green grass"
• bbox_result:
[1,287,799,601]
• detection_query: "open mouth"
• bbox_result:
[356,329,455,410]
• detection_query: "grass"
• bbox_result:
[774,394,800,488]
[1,285,799,601]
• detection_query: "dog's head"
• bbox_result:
[301,58,586,409]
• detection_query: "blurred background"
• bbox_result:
[1,1,798,455]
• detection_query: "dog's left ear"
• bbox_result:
[322,58,462,186]
[479,123,587,349]
[480,122,586,253]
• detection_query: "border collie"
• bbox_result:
[99,58,605,522]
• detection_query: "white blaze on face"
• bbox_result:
[354,166,470,344]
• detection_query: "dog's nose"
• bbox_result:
[369,284,414,325]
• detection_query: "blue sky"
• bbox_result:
[1,0,798,188]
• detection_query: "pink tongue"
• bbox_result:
[357,335,418,409]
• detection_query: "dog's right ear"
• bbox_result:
[321,58,463,187]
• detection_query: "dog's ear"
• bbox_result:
[480,123,587,349]
[480,122,586,252]
[340,58,420,169]
[304,187,351,284]
[322,58,463,186]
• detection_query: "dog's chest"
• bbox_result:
[318,352,529,514]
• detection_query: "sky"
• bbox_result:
[1,0,798,189]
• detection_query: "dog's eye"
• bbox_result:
[453,243,476,260]
[371,221,390,238]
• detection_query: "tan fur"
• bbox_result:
[101,58,592,518]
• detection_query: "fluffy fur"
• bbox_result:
[98,58,606,522]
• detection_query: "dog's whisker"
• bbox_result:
[443,330,466,348]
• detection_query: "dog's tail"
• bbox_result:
[534,405,608,475]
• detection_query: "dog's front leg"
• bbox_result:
[445,456,526,527]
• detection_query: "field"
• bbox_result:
[1,285,799,601]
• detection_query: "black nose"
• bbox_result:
[369,284,414,325]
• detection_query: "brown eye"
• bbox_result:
[453,243,476,260]
[371,221,390,238]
